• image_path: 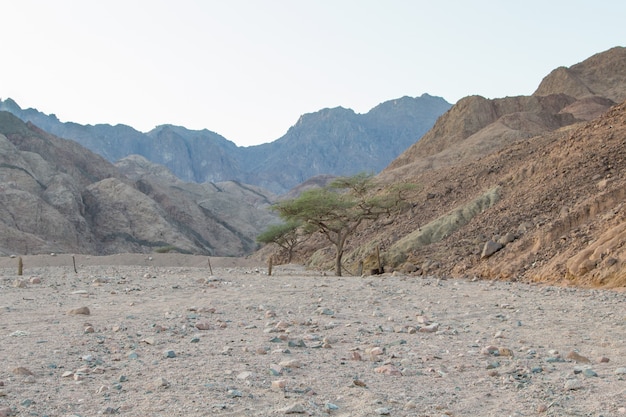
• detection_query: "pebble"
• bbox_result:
[375,407,392,415]
[615,367,626,375]
[566,350,590,363]
[271,379,287,390]
[279,359,301,369]
[163,349,176,358]
[374,365,402,376]
[195,321,213,330]
[12,367,34,376]
[0,407,10,417]
[12,280,28,288]
[564,379,583,390]
[67,306,90,315]
[279,403,306,414]
[148,377,170,390]
[419,322,439,333]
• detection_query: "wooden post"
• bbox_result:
[376,245,382,274]
[72,255,78,273]
[18,256,23,276]
[207,257,213,275]
[268,256,273,276]
[357,260,363,276]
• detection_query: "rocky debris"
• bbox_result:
[0,261,624,416]
[67,306,90,315]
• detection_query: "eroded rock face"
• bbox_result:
[0,113,277,256]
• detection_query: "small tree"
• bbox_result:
[257,220,303,263]
[273,173,410,276]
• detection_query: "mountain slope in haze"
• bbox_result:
[0,94,451,194]
[0,112,277,256]
[285,46,626,287]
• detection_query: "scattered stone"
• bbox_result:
[148,377,170,390]
[419,322,439,333]
[279,403,307,414]
[615,367,626,375]
[141,337,155,345]
[12,280,27,288]
[597,356,610,363]
[374,365,402,376]
[564,379,583,390]
[163,350,176,358]
[67,306,90,315]
[279,359,301,369]
[481,240,503,259]
[227,389,243,398]
[566,350,590,363]
[195,321,214,330]
[375,407,392,415]
[12,367,34,376]
[29,277,41,284]
[271,379,287,390]
[84,325,95,334]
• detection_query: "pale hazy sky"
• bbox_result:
[1,1,624,146]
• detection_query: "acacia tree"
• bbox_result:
[272,173,410,276]
[256,220,304,263]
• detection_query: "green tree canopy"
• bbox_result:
[256,220,303,263]
[272,173,411,276]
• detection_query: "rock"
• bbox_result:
[418,322,440,333]
[615,367,626,375]
[12,367,34,376]
[163,350,176,358]
[29,277,41,284]
[195,322,213,330]
[375,407,392,415]
[481,240,503,259]
[279,403,307,414]
[12,280,27,288]
[597,356,610,363]
[374,364,402,376]
[148,377,170,390]
[279,359,301,369]
[566,350,590,363]
[67,306,90,315]
[0,407,11,417]
[498,232,516,245]
[271,379,287,390]
[564,379,583,390]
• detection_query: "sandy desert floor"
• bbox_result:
[1,253,625,417]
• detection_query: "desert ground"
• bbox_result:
[0,253,625,417]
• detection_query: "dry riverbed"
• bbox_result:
[0,254,625,416]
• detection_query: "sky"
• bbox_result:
[1,1,624,147]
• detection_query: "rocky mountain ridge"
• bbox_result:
[0,94,451,194]
[0,112,277,256]
[283,46,626,287]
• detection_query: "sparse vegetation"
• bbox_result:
[272,173,413,276]
[256,220,305,263]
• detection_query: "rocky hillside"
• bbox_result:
[285,47,626,288]
[0,94,451,194]
[0,112,277,256]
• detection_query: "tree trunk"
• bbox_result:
[335,245,343,276]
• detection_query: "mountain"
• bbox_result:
[287,46,626,287]
[0,94,451,194]
[0,112,277,256]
